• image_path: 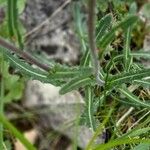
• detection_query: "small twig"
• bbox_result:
[116,107,134,127]
[0,37,50,71]
[88,0,104,86]
[128,110,150,131]
[24,0,71,39]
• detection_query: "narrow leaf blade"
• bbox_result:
[60,75,93,94]
[119,87,150,108]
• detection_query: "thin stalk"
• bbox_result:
[0,37,50,71]
[13,0,23,49]
[7,0,14,37]
[0,53,4,149]
[88,0,105,86]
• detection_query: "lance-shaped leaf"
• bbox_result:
[107,69,150,88]
[98,15,138,58]
[122,127,150,139]
[0,47,62,86]
[85,86,96,131]
[118,87,150,108]
[80,42,96,131]
[132,143,150,150]
[123,27,132,72]
[118,98,142,107]
[105,51,150,71]
[94,138,150,150]
[96,13,112,42]
[133,79,150,88]
[33,53,57,68]
[131,51,150,59]
[80,49,90,67]
[59,75,94,94]
[49,64,92,79]
[12,0,23,48]
[7,0,23,48]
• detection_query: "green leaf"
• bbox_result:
[0,46,62,86]
[140,2,150,20]
[123,27,132,72]
[0,54,24,103]
[123,127,150,138]
[0,0,6,5]
[4,75,24,103]
[105,51,150,71]
[118,98,142,108]
[86,108,114,150]
[94,138,150,150]
[85,86,96,131]
[7,0,23,48]
[17,0,26,14]
[97,0,109,12]
[132,143,150,150]
[33,53,57,68]
[0,114,36,150]
[98,15,138,58]
[118,87,150,109]
[3,140,12,150]
[129,2,137,14]
[80,49,90,67]
[6,54,49,81]
[108,69,150,89]
[7,0,14,37]
[96,13,112,42]
[59,75,94,94]
[72,1,87,53]
[134,79,150,88]
[49,64,92,79]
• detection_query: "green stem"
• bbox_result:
[0,114,36,150]
[0,53,4,149]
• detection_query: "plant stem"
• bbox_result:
[0,53,4,149]
[0,114,36,150]
[88,0,105,86]
[0,37,50,71]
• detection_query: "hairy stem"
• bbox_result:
[88,0,104,86]
[0,37,50,71]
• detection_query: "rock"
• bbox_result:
[24,80,104,149]
[139,3,150,68]
[20,0,80,64]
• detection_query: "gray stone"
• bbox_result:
[20,0,80,64]
[24,80,104,149]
